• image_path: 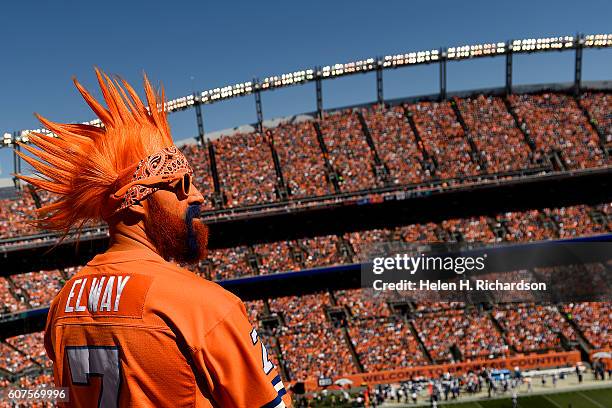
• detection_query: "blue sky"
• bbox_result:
[0,0,611,177]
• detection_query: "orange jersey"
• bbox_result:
[44,248,291,408]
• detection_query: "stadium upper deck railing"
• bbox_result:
[2,33,611,145]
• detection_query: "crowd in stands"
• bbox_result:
[252,241,302,275]
[0,90,610,386]
[180,144,216,210]
[546,204,608,238]
[563,302,611,350]
[580,92,612,145]
[414,302,465,313]
[63,265,83,280]
[257,330,281,370]
[201,235,350,280]
[6,332,49,368]
[0,193,39,239]
[238,287,611,382]
[10,270,65,309]
[319,110,382,192]
[0,188,106,244]
[0,201,608,314]
[493,304,577,352]
[361,105,427,185]
[457,95,535,172]
[334,288,428,373]
[397,222,440,243]
[441,216,497,243]
[1,288,611,385]
[206,246,254,281]
[257,290,610,382]
[335,288,392,319]
[269,293,330,330]
[496,209,555,242]
[534,263,609,301]
[265,293,360,380]
[598,202,612,230]
[244,299,265,325]
[414,309,509,363]
[408,101,480,179]
[1,91,609,244]
[212,131,279,207]
[345,228,390,260]
[0,277,28,314]
[15,371,53,387]
[473,270,541,303]
[278,324,358,380]
[509,93,606,169]
[0,342,35,374]
[349,318,427,371]
[299,235,347,269]
[269,120,334,198]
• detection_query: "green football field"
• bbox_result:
[436,387,612,408]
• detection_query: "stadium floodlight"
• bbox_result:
[382,49,439,68]
[1,33,611,144]
[18,130,30,144]
[321,58,377,78]
[82,119,103,128]
[511,36,574,53]
[584,34,612,48]
[447,42,506,60]
[165,94,196,112]
[17,128,55,140]
[201,81,253,103]
[3,132,12,146]
[260,69,315,90]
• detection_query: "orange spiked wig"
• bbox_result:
[16,69,175,234]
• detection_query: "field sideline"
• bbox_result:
[389,386,612,408]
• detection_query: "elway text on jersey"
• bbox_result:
[64,275,131,313]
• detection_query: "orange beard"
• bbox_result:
[145,196,209,265]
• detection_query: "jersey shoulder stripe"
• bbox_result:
[261,394,286,408]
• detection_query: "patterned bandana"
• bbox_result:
[110,145,194,215]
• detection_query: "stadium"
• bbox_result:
[0,27,611,408]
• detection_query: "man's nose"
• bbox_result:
[187,188,204,205]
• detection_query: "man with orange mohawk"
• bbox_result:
[16,70,291,408]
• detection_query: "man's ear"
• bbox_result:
[126,202,146,217]
[116,202,146,227]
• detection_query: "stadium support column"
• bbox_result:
[316,67,323,119]
[254,80,264,133]
[376,57,384,105]
[194,93,205,145]
[505,40,513,94]
[13,134,21,190]
[439,48,447,100]
[574,34,584,95]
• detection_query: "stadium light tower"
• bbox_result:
[574,33,584,95]
[12,132,21,190]
[505,40,513,94]
[2,33,611,148]
[439,47,447,100]
[376,57,384,104]
[254,79,264,132]
[194,93,205,145]
[315,67,323,118]
[2,132,12,147]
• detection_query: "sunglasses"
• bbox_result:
[112,172,193,201]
